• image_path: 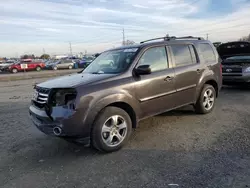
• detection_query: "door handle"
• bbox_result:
[164,76,173,82]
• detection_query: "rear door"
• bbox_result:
[27,62,36,70]
[169,44,202,106]
[61,60,71,68]
[133,45,177,117]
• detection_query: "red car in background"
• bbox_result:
[9,59,45,73]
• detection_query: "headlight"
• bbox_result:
[244,67,250,73]
[50,89,77,108]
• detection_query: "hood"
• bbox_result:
[217,41,250,59]
[37,72,117,89]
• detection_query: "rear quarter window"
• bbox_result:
[198,43,216,63]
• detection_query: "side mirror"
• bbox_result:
[135,65,151,75]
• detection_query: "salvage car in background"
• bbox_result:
[78,56,95,68]
[217,41,250,85]
[47,59,76,70]
[8,59,45,73]
[0,60,17,72]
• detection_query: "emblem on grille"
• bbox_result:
[226,69,232,72]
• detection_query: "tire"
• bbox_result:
[194,84,216,114]
[12,68,18,73]
[68,65,73,69]
[91,106,132,152]
[36,66,41,71]
[53,66,58,70]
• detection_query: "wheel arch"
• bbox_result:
[106,102,137,129]
[204,80,218,97]
[196,78,219,102]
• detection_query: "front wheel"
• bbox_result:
[36,66,41,71]
[12,68,18,73]
[194,84,216,114]
[91,107,132,152]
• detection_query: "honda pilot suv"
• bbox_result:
[29,36,222,152]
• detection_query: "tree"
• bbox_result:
[239,34,250,42]
[40,54,50,59]
[21,54,35,59]
[124,40,136,45]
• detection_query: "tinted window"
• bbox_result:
[198,43,216,63]
[171,45,194,67]
[62,60,72,64]
[137,46,168,72]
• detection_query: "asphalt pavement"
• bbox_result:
[0,78,250,188]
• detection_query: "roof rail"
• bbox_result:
[173,36,205,40]
[140,37,170,44]
[140,36,204,44]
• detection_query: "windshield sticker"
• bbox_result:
[124,48,138,52]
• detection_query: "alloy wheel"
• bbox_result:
[203,88,215,110]
[101,115,127,147]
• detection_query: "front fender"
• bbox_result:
[77,90,141,136]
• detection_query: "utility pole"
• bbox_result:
[69,42,72,56]
[122,28,125,45]
[206,33,209,40]
[43,48,45,54]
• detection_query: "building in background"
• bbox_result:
[52,55,69,59]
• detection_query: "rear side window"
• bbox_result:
[198,43,216,63]
[170,45,194,67]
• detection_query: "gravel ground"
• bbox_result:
[0,78,250,188]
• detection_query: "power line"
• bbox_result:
[122,28,125,45]
[69,42,72,55]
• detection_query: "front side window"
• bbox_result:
[83,48,138,74]
[198,43,216,63]
[171,44,194,67]
[137,46,168,72]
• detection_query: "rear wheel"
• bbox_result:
[91,106,132,152]
[12,68,18,73]
[36,66,41,71]
[194,84,216,114]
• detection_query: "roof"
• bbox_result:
[108,36,209,52]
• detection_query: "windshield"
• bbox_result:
[83,48,138,74]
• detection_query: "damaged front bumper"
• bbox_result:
[29,103,90,145]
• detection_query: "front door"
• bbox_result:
[169,44,202,106]
[133,46,177,118]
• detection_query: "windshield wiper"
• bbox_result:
[91,71,104,74]
[91,72,103,74]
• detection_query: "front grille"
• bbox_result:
[33,86,50,108]
[223,74,242,76]
[222,67,242,73]
[36,86,50,94]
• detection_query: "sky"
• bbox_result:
[1,0,250,57]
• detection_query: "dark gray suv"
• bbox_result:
[29,36,222,152]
